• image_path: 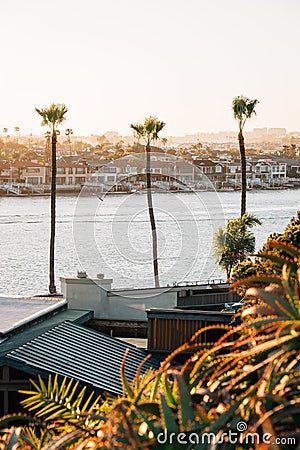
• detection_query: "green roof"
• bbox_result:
[0,309,93,363]
[6,321,163,395]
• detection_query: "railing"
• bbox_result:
[2,184,21,195]
[177,291,241,307]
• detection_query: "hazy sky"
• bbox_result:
[1,0,300,136]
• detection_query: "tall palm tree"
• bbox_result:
[44,131,51,164]
[3,128,8,144]
[36,104,68,294]
[14,126,20,144]
[130,116,166,288]
[65,128,73,154]
[232,96,259,217]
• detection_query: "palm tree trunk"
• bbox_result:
[49,132,57,294]
[238,131,247,217]
[146,143,160,288]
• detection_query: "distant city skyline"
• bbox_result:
[2,127,299,140]
[1,0,300,137]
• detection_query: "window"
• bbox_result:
[27,177,40,185]
[57,167,66,174]
[25,168,40,173]
[102,167,116,173]
[76,167,85,174]
[215,166,222,173]
[56,177,65,184]
[107,175,115,182]
[75,177,86,184]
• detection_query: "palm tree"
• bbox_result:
[14,126,20,144]
[65,128,73,154]
[232,96,259,217]
[214,213,261,281]
[44,131,51,164]
[3,127,8,144]
[36,104,68,294]
[130,116,166,288]
[161,137,168,149]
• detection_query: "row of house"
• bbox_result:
[0,159,89,187]
[0,154,299,191]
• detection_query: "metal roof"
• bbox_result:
[6,321,162,395]
[146,308,233,322]
[0,309,93,362]
[0,296,67,337]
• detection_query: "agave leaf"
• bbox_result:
[149,372,162,402]
[246,287,298,318]
[282,263,300,310]
[172,373,195,431]
[133,354,152,391]
[120,349,134,399]
[162,373,177,408]
[266,240,299,258]
[255,252,295,267]
[132,405,160,439]
[137,401,161,418]
[255,399,300,429]
[159,392,178,434]
[209,384,258,433]
[241,305,276,317]
[40,429,82,450]
[233,274,282,289]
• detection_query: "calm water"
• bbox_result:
[0,189,299,296]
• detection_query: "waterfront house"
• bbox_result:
[0,161,11,184]
[225,159,252,187]
[56,160,90,186]
[11,161,47,185]
[193,158,226,187]
[252,159,287,186]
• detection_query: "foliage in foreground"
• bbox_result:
[0,240,300,449]
[232,210,300,294]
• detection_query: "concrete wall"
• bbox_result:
[60,275,177,320]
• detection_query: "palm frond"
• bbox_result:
[20,375,101,429]
[130,116,165,144]
[35,103,68,131]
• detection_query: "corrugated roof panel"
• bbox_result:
[6,321,162,395]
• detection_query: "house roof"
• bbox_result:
[5,321,162,395]
[0,309,93,362]
[0,296,67,337]
[193,159,222,167]
[59,156,82,164]
[11,161,43,168]
[0,161,10,170]
[57,161,88,168]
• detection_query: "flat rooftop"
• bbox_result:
[0,296,67,337]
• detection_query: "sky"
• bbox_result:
[1,0,300,137]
